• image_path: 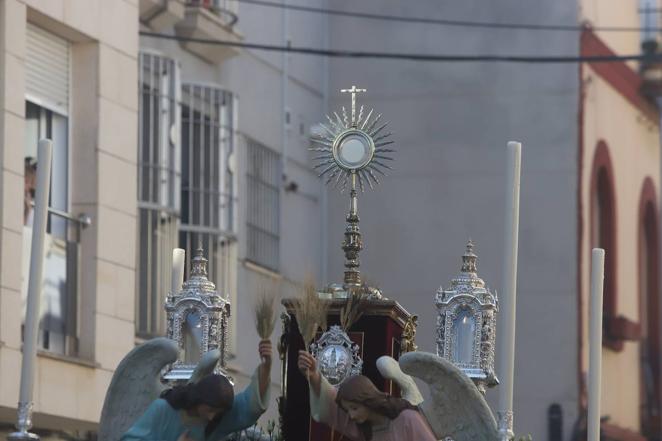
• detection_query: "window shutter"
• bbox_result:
[25,24,70,115]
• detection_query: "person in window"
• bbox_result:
[297,351,436,441]
[122,340,272,441]
[24,157,37,226]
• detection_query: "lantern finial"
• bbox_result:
[461,239,478,274]
[191,244,208,279]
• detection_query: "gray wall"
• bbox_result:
[325,0,581,438]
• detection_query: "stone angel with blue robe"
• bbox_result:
[98,338,272,441]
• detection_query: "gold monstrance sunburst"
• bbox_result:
[310,86,395,292]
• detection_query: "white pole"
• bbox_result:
[9,139,53,441]
[588,248,605,441]
[171,248,185,294]
[498,141,522,441]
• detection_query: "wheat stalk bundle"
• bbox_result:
[293,279,329,347]
[340,290,367,332]
[254,292,277,340]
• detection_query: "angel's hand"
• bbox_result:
[259,339,273,367]
[298,350,321,395]
[297,350,317,375]
[257,340,273,401]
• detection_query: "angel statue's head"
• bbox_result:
[161,374,234,432]
[336,375,418,440]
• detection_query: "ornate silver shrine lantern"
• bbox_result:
[435,240,498,393]
[163,246,231,382]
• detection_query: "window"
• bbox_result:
[640,0,660,44]
[22,25,78,355]
[590,142,619,348]
[592,167,616,316]
[638,178,660,437]
[246,138,280,272]
[136,52,181,336]
[590,142,641,350]
[180,84,237,285]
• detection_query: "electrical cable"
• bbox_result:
[140,31,662,63]
[233,0,662,33]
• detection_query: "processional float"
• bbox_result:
[93,86,517,441]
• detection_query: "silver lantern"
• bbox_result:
[162,246,231,383]
[435,240,498,393]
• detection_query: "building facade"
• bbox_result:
[0,0,326,438]
[0,0,140,438]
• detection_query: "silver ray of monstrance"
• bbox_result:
[310,85,394,295]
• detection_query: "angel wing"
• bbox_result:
[399,352,498,441]
[98,337,179,441]
[375,355,423,405]
[189,349,221,384]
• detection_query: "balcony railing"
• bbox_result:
[186,0,238,27]
[23,203,91,357]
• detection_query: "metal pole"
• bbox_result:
[588,249,605,441]
[9,139,53,441]
[281,0,289,180]
[497,141,521,441]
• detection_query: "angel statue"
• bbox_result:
[98,337,272,441]
[297,350,499,441]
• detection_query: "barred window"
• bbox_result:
[246,138,280,272]
[180,84,237,285]
[136,52,180,336]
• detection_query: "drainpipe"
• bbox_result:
[320,0,329,285]
[281,0,289,181]
[281,0,289,273]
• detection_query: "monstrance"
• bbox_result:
[310,85,394,295]
[308,85,397,385]
[277,90,416,439]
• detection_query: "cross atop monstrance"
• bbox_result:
[340,85,367,126]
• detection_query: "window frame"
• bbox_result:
[136,50,182,337]
[179,82,237,289]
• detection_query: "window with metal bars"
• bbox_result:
[136,52,181,337]
[180,83,237,287]
[245,138,280,272]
